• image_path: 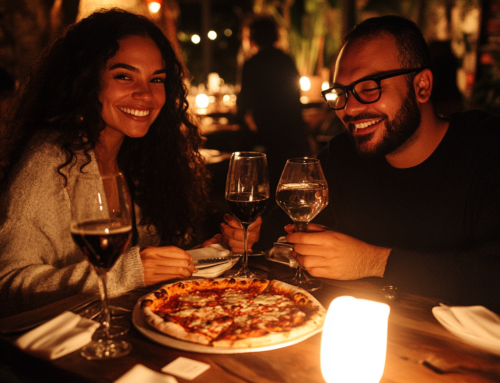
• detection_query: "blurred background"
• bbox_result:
[1,0,498,233]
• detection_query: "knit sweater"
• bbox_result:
[0,137,149,317]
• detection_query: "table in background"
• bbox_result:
[1,258,499,383]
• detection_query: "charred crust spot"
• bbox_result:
[154,289,167,299]
[141,299,153,307]
[229,278,236,284]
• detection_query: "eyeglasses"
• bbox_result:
[321,67,426,110]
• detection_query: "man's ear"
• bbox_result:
[414,69,433,103]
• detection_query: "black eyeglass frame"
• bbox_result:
[321,67,426,110]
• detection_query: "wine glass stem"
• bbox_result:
[242,223,250,271]
[294,221,308,276]
[96,268,111,340]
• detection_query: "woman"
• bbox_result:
[0,9,210,317]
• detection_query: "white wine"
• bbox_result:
[276,183,329,223]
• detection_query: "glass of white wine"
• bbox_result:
[276,158,329,291]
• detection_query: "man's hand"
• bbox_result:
[140,246,197,285]
[219,214,262,254]
[284,223,391,280]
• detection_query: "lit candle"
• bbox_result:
[321,296,390,383]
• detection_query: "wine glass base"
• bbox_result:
[280,274,322,292]
[224,267,267,280]
[94,324,129,339]
[81,339,131,360]
[109,305,131,317]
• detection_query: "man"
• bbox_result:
[221,15,500,313]
[236,15,310,195]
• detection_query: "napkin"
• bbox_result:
[115,364,178,383]
[264,237,298,268]
[15,311,99,360]
[188,244,238,278]
[432,304,500,356]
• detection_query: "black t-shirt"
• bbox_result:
[260,109,500,312]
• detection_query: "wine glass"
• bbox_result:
[70,173,132,359]
[276,158,329,291]
[225,152,269,278]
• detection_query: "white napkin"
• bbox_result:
[188,243,230,261]
[188,244,237,278]
[15,311,99,360]
[115,364,178,383]
[432,304,500,356]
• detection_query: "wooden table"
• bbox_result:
[1,258,500,383]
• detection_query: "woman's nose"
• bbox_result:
[132,82,153,101]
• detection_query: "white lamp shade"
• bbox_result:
[321,296,390,383]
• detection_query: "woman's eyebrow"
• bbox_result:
[109,63,166,75]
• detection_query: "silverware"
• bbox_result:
[0,294,99,334]
[194,254,242,265]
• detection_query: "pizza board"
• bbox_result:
[132,281,324,354]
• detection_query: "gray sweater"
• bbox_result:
[0,138,150,317]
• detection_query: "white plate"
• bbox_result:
[433,306,500,356]
[132,286,324,354]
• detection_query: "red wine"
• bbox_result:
[71,220,132,270]
[276,183,328,223]
[226,193,268,224]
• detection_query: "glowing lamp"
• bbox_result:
[147,0,162,13]
[321,296,390,383]
[195,94,209,109]
[300,76,311,91]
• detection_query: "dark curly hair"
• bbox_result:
[1,8,209,247]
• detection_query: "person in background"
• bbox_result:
[222,15,500,313]
[0,9,213,317]
[236,15,310,198]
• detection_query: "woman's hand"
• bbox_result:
[219,214,262,253]
[140,246,197,285]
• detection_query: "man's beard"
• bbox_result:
[346,87,421,158]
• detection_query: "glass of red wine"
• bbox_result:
[70,173,132,359]
[225,152,269,278]
[276,158,329,291]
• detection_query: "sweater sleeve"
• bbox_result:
[0,142,145,317]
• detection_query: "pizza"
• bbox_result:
[141,278,326,348]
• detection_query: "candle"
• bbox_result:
[321,296,390,383]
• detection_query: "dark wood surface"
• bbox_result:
[2,258,500,383]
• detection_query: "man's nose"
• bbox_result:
[343,91,368,116]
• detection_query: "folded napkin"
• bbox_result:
[188,244,237,278]
[264,237,297,268]
[15,311,99,360]
[188,243,230,261]
[115,364,178,383]
[432,304,500,356]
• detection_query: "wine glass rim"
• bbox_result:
[232,151,267,158]
[287,157,320,163]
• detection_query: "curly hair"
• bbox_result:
[2,9,209,247]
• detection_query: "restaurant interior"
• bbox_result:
[1,0,500,382]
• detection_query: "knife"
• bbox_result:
[0,294,99,334]
[194,254,242,265]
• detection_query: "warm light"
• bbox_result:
[300,76,311,91]
[148,1,161,13]
[191,34,201,44]
[224,29,232,37]
[195,93,209,108]
[324,93,338,101]
[321,81,330,91]
[321,296,390,383]
[208,30,217,40]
